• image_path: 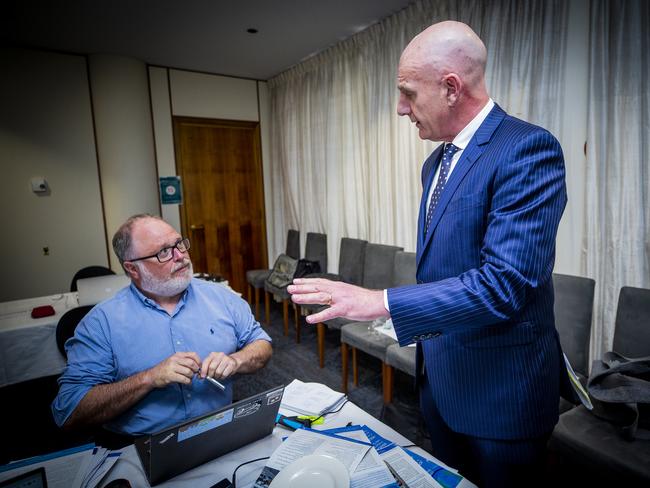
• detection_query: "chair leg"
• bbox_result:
[341,342,349,394]
[254,287,260,320]
[383,363,394,404]
[294,305,300,343]
[247,284,252,306]
[352,347,358,386]
[282,299,289,336]
[317,323,326,368]
[264,291,270,326]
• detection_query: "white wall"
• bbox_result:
[169,70,258,121]
[149,66,181,232]
[88,54,160,271]
[0,48,107,301]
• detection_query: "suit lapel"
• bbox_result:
[417,105,507,269]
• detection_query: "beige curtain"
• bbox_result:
[585,0,650,359]
[266,0,570,274]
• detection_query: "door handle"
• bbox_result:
[190,224,205,230]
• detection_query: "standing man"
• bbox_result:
[289,21,569,487]
[53,214,272,436]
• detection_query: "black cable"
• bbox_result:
[309,398,349,425]
[231,456,269,488]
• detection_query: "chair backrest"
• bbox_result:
[70,265,115,292]
[613,286,650,357]
[552,273,595,377]
[305,232,327,272]
[56,305,94,359]
[285,229,300,260]
[393,251,416,287]
[362,243,403,290]
[338,238,367,285]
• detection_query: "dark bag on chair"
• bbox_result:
[293,259,321,279]
[265,254,298,289]
[587,351,650,441]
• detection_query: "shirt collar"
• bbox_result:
[451,98,495,150]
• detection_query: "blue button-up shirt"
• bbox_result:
[52,278,271,435]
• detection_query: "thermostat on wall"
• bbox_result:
[31,177,48,193]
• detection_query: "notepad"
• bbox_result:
[280,379,346,417]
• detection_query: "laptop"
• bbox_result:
[135,385,285,486]
[77,274,131,306]
[0,467,47,488]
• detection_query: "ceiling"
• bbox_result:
[2,0,415,80]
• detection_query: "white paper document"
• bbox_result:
[381,446,444,488]
[281,379,347,416]
[0,444,121,488]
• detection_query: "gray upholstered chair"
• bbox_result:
[325,244,403,361]
[550,285,650,484]
[340,249,410,394]
[384,342,416,403]
[552,273,595,413]
[265,232,326,341]
[246,229,299,323]
[300,237,367,363]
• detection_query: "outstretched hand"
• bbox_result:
[288,278,389,323]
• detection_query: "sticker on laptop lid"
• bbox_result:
[177,408,234,442]
[266,388,283,405]
[234,399,261,418]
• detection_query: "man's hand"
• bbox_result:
[200,352,241,380]
[288,278,390,323]
[147,351,201,388]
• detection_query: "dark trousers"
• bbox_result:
[419,373,550,488]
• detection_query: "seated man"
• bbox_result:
[52,214,272,436]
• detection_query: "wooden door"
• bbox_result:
[173,117,268,294]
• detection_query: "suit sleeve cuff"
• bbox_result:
[383,289,390,313]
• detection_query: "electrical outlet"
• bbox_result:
[43,246,49,256]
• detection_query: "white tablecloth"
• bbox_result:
[0,292,79,387]
[97,400,475,488]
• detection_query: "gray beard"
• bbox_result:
[137,261,193,297]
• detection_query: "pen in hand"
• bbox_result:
[205,375,226,391]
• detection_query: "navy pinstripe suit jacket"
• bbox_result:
[387,104,569,440]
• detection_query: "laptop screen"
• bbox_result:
[135,385,284,486]
[77,275,131,306]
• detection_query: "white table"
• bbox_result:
[95,401,475,488]
[0,292,79,387]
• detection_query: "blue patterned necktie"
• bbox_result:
[425,143,460,233]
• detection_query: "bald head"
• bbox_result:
[397,21,489,141]
[403,21,487,95]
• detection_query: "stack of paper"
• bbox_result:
[281,379,347,416]
[0,444,121,488]
[253,424,471,488]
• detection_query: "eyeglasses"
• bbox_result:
[127,238,190,263]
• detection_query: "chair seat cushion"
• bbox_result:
[385,343,416,376]
[246,269,271,287]
[341,323,397,361]
[550,405,650,480]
